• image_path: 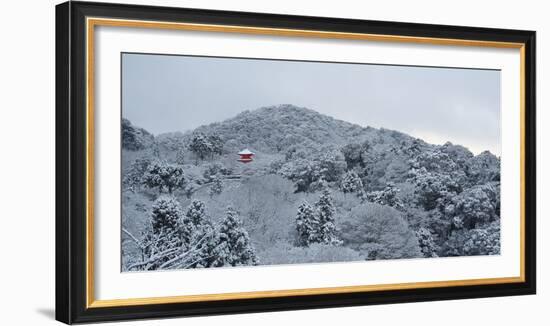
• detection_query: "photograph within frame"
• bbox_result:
[55,3,536,323]
[120,52,502,272]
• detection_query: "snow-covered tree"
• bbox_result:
[340,143,365,169]
[150,196,183,233]
[295,201,317,246]
[440,142,474,170]
[401,139,423,157]
[122,118,154,151]
[279,150,346,192]
[184,200,207,228]
[123,157,150,192]
[415,227,438,258]
[120,104,504,270]
[410,148,460,175]
[466,151,500,184]
[208,133,224,156]
[189,222,223,268]
[216,207,259,266]
[341,170,364,194]
[409,168,460,210]
[463,221,500,255]
[366,182,404,210]
[279,158,316,192]
[209,176,223,197]
[408,147,469,188]
[442,183,500,230]
[128,219,217,271]
[127,199,224,271]
[188,132,225,162]
[135,229,180,270]
[314,189,341,245]
[315,150,347,183]
[340,203,422,260]
[188,132,212,161]
[138,196,185,270]
[442,221,500,256]
[141,160,185,194]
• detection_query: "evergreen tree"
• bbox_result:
[209,176,223,197]
[409,169,459,210]
[132,199,222,271]
[150,196,183,233]
[141,160,185,194]
[188,132,212,161]
[463,221,500,255]
[184,200,207,228]
[295,201,317,246]
[366,182,404,210]
[123,157,150,192]
[314,189,341,245]
[216,207,259,266]
[416,227,438,258]
[341,143,364,169]
[122,118,154,151]
[465,151,500,184]
[445,183,499,229]
[316,150,347,183]
[190,222,223,268]
[171,199,204,247]
[208,133,224,156]
[341,170,364,194]
[143,196,185,269]
[279,158,316,192]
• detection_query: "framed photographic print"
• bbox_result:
[56,1,536,324]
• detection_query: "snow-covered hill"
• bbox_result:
[120,104,501,271]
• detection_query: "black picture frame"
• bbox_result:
[56,1,536,324]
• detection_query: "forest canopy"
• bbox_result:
[121,105,500,271]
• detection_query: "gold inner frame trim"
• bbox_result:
[85,17,527,309]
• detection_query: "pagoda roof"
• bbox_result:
[238,148,254,155]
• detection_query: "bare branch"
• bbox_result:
[122,227,142,247]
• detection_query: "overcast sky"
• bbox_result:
[122,53,501,156]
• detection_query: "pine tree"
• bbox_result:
[216,207,259,266]
[123,158,150,192]
[184,200,207,228]
[189,222,223,268]
[367,182,404,210]
[341,170,364,195]
[141,160,185,194]
[208,133,224,156]
[188,132,212,162]
[416,227,438,258]
[209,176,223,197]
[150,196,183,233]
[295,201,317,246]
[314,189,341,245]
[143,196,185,269]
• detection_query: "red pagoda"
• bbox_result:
[237,149,254,163]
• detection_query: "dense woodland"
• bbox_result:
[121,104,500,271]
